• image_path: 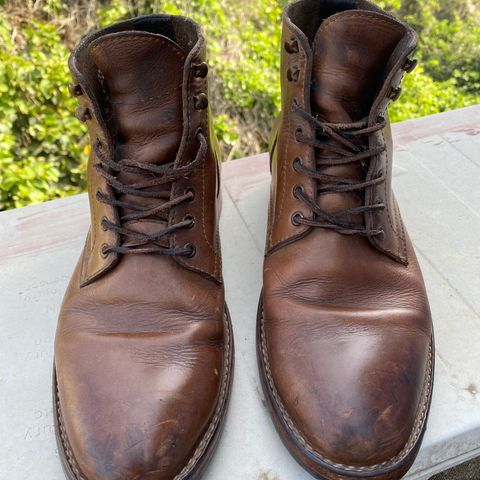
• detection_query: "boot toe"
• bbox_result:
[55,309,229,480]
[261,306,433,474]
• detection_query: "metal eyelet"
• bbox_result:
[183,214,195,229]
[291,211,304,226]
[403,58,417,73]
[388,87,402,102]
[184,243,197,258]
[292,157,303,172]
[376,169,384,179]
[184,186,196,202]
[293,184,304,199]
[284,38,299,54]
[377,228,385,241]
[75,107,91,122]
[68,83,83,97]
[295,127,303,141]
[287,65,300,82]
[100,243,110,258]
[193,62,208,78]
[195,127,204,141]
[194,93,208,110]
[101,216,109,231]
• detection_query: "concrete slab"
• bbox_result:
[0,105,479,479]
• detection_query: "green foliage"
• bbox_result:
[0,11,87,210]
[0,0,479,210]
[379,0,480,120]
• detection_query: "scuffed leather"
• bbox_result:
[263,230,432,466]
[55,15,228,480]
[56,256,226,479]
[260,1,433,478]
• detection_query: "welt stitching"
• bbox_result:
[91,165,98,252]
[216,228,222,278]
[395,199,408,261]
[85,156,100,283]
[260,305,433,473]
[201,158,215,252]
[271,113,291,248]
[173,62,192,263]
[56,388,85,480]
[381,129,401,239]
[271,30,300,247]
[57,310,232,480]
[79,234,89,284]
[379,127,407,261]
[274,37,295,229]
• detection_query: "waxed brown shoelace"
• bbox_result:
[93,131,207,256]
[292,102,387,237]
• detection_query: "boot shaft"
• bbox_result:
[68,15,222,286]
[267,0,418,264]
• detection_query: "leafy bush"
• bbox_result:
[0,11,87,209]
[0,0,479,210]
[379,0,480,122]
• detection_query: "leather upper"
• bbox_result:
[267,0,417,263]
[262,231,432,467]
[68,16,222,286]
[56,256,226,479]
[55,15,228,480]
[261,0,433,475]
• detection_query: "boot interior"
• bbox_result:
[131,16,199,51]
[74,14,198,57]
[286,0,413,116]
[70,15,199,139]
[287,0,387,44]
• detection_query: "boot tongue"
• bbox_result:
[89,31,186,164]
[88,31,187,247]
[311,11,405,123]
[310,11,405,224]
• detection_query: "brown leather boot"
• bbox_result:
[258,1,434,479]
[54,15,233,480]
